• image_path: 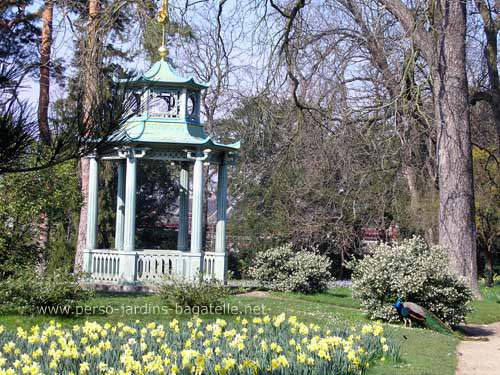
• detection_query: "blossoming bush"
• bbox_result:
[0,266,93,315]
[0,315,399,375]
[160,274,230,308]
[348,236,473,325]
[250,243,333,293]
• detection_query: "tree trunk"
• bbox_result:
[38,0,53,144]
[74,0,100,273]
[484,33,500,157]
[75,158,90,273]
[36,212,50,274]
[404,165,420,214]
[476,0,500,157]
[425,226,438,247]
[36,0,54,274]
[490,97,500,158]
[378,0,481,298]
[434,1,481,298]
[484,243,494,287]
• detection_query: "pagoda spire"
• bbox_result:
[157,0,169,59]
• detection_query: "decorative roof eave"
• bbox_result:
[114,60,209,90]
[208,139,241,152]
[127,137,241,152]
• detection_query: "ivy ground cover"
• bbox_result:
[0,314,399,375]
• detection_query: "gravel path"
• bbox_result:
[456,322,500,375]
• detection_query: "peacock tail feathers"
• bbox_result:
[424,309,488,341]
[424,309,455,335]
[394,299,488,341]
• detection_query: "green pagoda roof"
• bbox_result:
[123,119,240,151]
[121,59,209,90]
[109,58,239,153]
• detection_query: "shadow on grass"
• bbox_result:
[327,291,349,298]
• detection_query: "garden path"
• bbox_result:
[456,322,500,375]
[236,290,269,297]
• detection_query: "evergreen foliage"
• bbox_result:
[0,1,40,68]
[136,160,179,249]
[473,146,500,286]
[0,266,93,315]
[47,222,78,274]
[0,160,81,275]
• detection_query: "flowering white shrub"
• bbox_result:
[250,243,333,293]
[347,236,473,326]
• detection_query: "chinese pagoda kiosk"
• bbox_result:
[83,0,239,289]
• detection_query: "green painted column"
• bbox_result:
[118,148,147,286]
[189,150,211,254]
[123,151,137,252]
[114,160,125,250]
[190,157,204,253]
[83,155,99,274]
[215,159,227,253]
[86,155,99,250]
[177,162,189,251]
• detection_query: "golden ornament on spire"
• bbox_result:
[157,0,169,24]
[157,0,169,59]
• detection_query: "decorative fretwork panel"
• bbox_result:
[145,150,189,160]
[186,90,199,122]
[149,89,181,119]
[129,90,148,117]
[98,150,223,163]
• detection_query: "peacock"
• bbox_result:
[393,298,488,341]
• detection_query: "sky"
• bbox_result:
[20,1,73,105]
[19,0,289,124]
[21,0,149,106]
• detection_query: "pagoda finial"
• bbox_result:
[157,0,169,59]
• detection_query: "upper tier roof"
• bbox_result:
[109,58,239,152]
[119,59,209,90]
[122,119,240,152]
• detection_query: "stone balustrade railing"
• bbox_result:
[91,250,121,282]
[86,249,226,286]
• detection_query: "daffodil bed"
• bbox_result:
[0,314,399,375]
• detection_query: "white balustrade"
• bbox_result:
[91,250,121,282]
[88,249,222,284]
[203,252,217,278]
[136,250,184,282]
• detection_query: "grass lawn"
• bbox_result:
[0,283,497,375]
[467,282,500,324]
[245,290,458,375]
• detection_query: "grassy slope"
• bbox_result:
[274,288,362,309]
[370,282,500,375]
[2,284,498,375]
[253,289,458,375]
[368,327,457,375]
[467,282,500,324]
